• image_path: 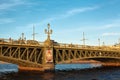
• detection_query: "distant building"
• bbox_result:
[114,43,120,47]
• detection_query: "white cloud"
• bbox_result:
[99,23,118,30]
[0,0,25,10]
[103,24,116,28]
[67,6,98,16]
[19,6,99,27]
[96,20,120,30]
[0,18,14,24]
[58,6,99,19]
[36,6,99,25]
[102,32,120,36]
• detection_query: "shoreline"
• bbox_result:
[18,66,45,72]
[102,62,120,67]
[0,61,9,64]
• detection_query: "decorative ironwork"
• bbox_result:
[45,23,53,40]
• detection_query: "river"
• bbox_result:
[0,63,120,80]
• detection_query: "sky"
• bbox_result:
[0,0,120,46]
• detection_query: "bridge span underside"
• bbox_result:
[0,44,44,68]
[53,46,120,64]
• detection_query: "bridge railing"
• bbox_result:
[54,43,120,51]
[0,38,44,46]
[55,43,92,48]
[0,38,120,51]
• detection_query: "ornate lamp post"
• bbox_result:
[45,23,53,41]
[44,23,53,47]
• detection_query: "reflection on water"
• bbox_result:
[0,64,18,73]
[55,63,101,71]
[0,63,120,80]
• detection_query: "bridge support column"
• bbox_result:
[0,46,3,56]
[43,46,55,71]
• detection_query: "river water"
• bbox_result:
[0,63,120,80]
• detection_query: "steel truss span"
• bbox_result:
[0,44,44,68]
[54,47,120,64]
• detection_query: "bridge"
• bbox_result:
[0,24,120,71]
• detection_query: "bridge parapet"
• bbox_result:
[0,38,44,47]
[55,43,120,51]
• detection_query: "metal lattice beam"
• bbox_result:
[54,47,120,64]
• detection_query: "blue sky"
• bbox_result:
[0,0,120,46]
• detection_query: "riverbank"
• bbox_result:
[18,66,44,72]
[102,62,120,67]
[0,61,8,64]
[64,59,101,64]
